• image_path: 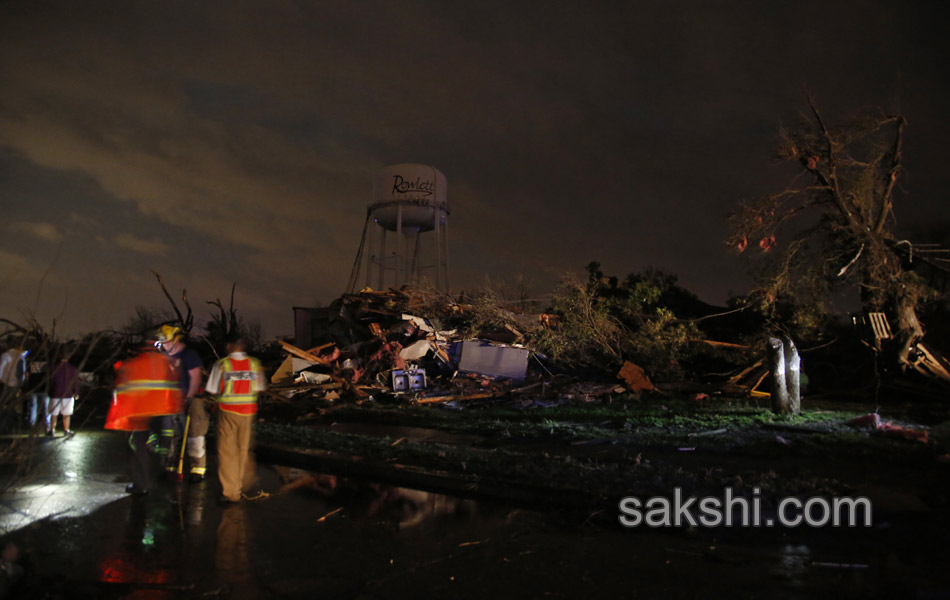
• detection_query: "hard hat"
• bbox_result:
[155,325,183,343]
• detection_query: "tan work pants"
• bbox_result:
[216,411,254,502]
[187,397,210,475]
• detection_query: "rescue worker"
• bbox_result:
[154,325,204,480]
[204,336,265,504]
[106,344,182,495]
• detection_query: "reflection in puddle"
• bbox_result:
[273,466,478,529]
[97,497,177,597]
[772,543,812,579]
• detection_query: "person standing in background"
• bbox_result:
[47,350,81,437]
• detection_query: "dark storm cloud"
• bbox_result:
[1,0,947,336]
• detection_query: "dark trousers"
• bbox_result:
[156,413,185,471]
[129,430,151,492]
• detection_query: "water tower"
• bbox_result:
[347,164,450,293]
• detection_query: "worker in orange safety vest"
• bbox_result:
[106,345,182,495]
[204,335,265,504]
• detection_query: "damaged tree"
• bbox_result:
[151,270,195,335]
[729,97,936,373]
[531,263,702,378]
[768,336,801,414]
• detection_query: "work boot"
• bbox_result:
[188,473,204,484]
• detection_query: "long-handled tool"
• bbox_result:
[176,414,191,481]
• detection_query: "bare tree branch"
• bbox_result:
[875,115,905,233]
[807,95,857,229]
[150,270,194,334]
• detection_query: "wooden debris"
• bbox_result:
[306,342,335,354]
[414,392,495,405]
[317,507,343,522]
[910,342,950,383]
[720,360,770,397]
[279,340,331,366]
[699,339,752,350]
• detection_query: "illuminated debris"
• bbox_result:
[617,361,656,393]
[846,412,930,443]
[450,340,529,381]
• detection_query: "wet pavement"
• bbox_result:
[0,428,948,599]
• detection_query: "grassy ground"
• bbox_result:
[253,389,950,517]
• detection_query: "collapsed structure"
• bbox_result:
[274,287,629,410]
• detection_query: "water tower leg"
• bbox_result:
[410,232,421,282]
[362,216,373,291]
[396,204,403,288]
[377,227,386,290]
[441,217,450,292]
[433,209,442,291]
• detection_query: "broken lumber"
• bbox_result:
[307,342,335,354]
[912,343,950,383]
[699,339,752,350]
[414,392,495,405]
[279,340,331,366]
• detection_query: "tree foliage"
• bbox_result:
[530,263,702,377]
[728,98,936,366]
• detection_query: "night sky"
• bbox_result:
[2,1,948,338]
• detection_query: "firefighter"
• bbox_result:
[154,325,204,480]
[205,335,265,504]
[106,345,182,495]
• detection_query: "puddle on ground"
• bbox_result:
[4,454,946,598]
[270,464,480,529]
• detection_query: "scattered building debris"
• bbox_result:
[451,340,530,381]
[846,412,930,443]
[272,287,575,408]
[719,360,769,397]
[617,361,656,393]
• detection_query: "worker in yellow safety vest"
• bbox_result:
[204,335,265,504]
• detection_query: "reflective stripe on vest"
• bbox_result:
[217,356,260,415]
[105,349,182,431]
[115,380,179,394]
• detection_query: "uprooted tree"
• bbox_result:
[529,263,705,378]
[729,97,936,372]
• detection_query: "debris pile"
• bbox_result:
[265,288,635,413]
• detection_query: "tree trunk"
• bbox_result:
[783,336,801,414]
[768,338,791,414]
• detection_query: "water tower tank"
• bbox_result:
[371,164,448,232]
[347,164,451,293]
